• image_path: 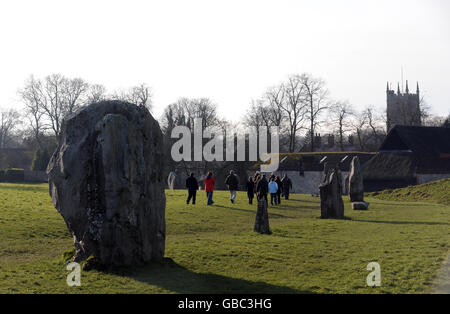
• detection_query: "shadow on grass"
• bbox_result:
[368,200,444,207]
[104,258,311,294]
[353,219,449,226]
[213,204,291,219]
[288,198,320,204]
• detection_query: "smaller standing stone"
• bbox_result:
[254,199,271,234]
[319,169,345,219]
[349,156,369,210]
[349,156,364,202]
[168,171,176,190]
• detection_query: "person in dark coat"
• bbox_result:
[256,174,268,203]
[186,172,199,205]
[225,170,239,204]
[269,173,276,182]
[275,175,283,205]
[281,174,293,200]
[246,176,255,204]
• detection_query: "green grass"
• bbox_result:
[0,183,449,294]
[369,178,450,206]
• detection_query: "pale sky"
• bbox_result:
[1,0,449,122]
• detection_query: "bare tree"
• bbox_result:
[184,98,218,129]
[18,76,48,149]
[300,74,329,152]
[244,99,277,140]
[161,102,188,134]
[352,110,368,151]
[0,109,21,149]
[423,114,447,127]
[112,83,153,112]
[277,76,308,152]
[244,73,328,152]
[363,106,386,148]
[40,74,91,138]
[87,84,107,104]
[63,77,90,115]
[244,99,265,130]
[18,74,92,140]
[329,101,354,151]
[41,74,65,138]
[443,115,450,128]
[264,86,285,128]
[160,97,219,136]
[160,97,222,175]
[129,83,153,111]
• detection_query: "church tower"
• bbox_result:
[386,80,421,132]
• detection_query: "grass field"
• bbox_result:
[369,178,450,206]
[0,183,449,294]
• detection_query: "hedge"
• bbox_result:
[4,168,25,182]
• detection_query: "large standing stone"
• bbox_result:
[349,156,364,202]
[319,169,345,219]
[47,101,166,266]
[254,198,271,234]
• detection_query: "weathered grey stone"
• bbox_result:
[254,198,271,234]
[352,202,370,210]
[343,174,349,195]
[47,101,166,266]
[349,156,364,203]
[319,169,345,219]
[168,172,176,190]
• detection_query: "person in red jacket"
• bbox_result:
[204,171,216,205]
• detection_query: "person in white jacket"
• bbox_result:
[268,177,279,206]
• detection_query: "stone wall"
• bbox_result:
[416,173,450,185]
[247,170,349,195]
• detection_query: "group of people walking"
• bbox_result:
[246,173,292,206]
[185,170,293,206]
[186,171,217,205]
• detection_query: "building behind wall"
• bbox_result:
[362,125,450,191]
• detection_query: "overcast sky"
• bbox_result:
[1,0,449,122]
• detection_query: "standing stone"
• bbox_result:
[319,169,345,219]
[168,171,176,190]
[47,101,166,266]
[254,198,271,234]
[322,161,330,182]
[343,175,350,196]
[349,156,364,202]
[349,156,369,210]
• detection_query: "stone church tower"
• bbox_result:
[386,80,422,132]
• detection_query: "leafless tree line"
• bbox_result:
[15,74,152,149]
[1,72,447,156]
[243,73,391,152]
[244,74,328,152]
